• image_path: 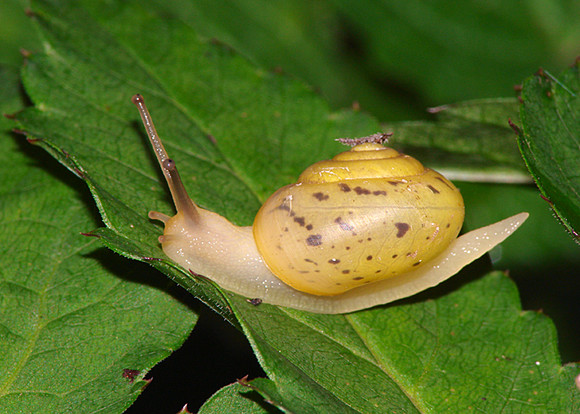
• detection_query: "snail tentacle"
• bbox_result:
[132,94,199,224]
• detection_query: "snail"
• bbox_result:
[132,94,528,314]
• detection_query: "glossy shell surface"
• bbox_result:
[253,143,465,295]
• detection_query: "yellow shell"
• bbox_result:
[254,142,465,295]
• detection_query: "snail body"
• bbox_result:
[132,95,528,314]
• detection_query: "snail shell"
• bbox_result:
[132,95,528,314]
[253,142,464,295]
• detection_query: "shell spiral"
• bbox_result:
[253,142,465,296]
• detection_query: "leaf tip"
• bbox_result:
[507,119,521,136]
[80,232,101,238]
[237,375,251,387]
[176,404,193,414]
[539,193,553,206]
[72,166,85,179]
[13,129,42,145]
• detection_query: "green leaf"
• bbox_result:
[230,272,580,412]
[0,0,41,68]
[517,62,580,242]
[13,0,580,412]
[17,0,379,316]
[385,98,530,183]
[0,66,198,411]
[199,381,277,414]
[127,0,580,122]
[331,0,580,106]
[156,0,418,122]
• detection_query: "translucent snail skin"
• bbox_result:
[132,94,528,314]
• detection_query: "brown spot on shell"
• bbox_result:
[392,254,398,258]
[354,186,371,195]
[328,258,340,264]
[413,261,422,266]
[306,224,313,230]
[294,216,305,226]
[427,185,440,194]
[373,190,387,196]
[388,181,402,186]
[352,276,364,280]
[313,192,329,201]
[435,176,453,189]
[338,183,351,192]
[366,255,373,260]
[342,270,351,274]
[395,222,410,238]
[306,234,322,246]
[304,258,318,265]
[335,217,354,231]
